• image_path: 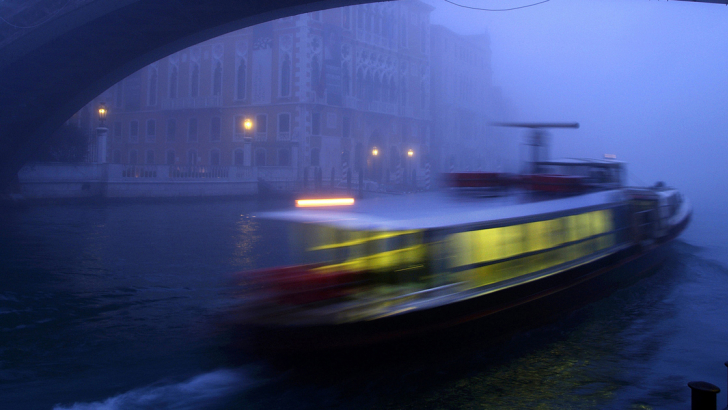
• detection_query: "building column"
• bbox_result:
[244,142,252,166]
[96,127,108,163]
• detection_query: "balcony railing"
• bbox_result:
[69,164,302,183]
[169,165,229,179]
[160,95,222,110]
[122,165,157,178]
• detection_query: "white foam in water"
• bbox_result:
[53,369,248,410]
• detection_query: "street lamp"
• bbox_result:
[96,102,108,164]
[372,147,379,156]
[405,149,415,186]
[242,117,253,140]
[98,102,107,127]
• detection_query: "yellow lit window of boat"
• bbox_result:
[501,224,524,259]
[592,209,613,235]
[450,229,484,268]
[477,228,500,263]
[564,215,579,242]
[524,220,551,253]
[575,213,592,239]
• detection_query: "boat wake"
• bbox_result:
[53,369,250,410]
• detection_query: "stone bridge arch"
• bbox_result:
[0,0,386,189]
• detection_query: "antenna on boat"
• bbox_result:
[491,122,579,174]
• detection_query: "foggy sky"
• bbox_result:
[424,0,728,210]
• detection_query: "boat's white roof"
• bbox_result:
[260,190,627,231]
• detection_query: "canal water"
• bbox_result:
[0,197,726,410]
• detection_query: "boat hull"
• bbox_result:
[239,198,691,354]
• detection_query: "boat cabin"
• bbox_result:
[534,159,625,190]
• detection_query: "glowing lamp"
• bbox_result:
[296,198,355,207]
[243,118,253,131]
[407,149,414,157]
[372,148,379,156]
[98,102,107,125]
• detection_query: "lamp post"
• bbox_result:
[407,149,414,187]
[243,118,253,139]
[370,147,379,183]
[241,117,253,166]
[96,102,108,164]
[98,102,107,126]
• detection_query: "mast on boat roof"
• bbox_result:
[491,122,580,174]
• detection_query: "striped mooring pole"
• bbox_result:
[425,162,431,190]
[341,162,348,185]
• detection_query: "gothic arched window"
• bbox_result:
[312,55,320,90]
[236,60,246,100]
[213,61,222,96]
[280,54,291,97]
[190,63,200,97]
[342,63,350,96]
[255,149,266,166]
[169,66,178,98]
[148,68,158,106]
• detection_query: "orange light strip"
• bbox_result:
[296,198,355,207]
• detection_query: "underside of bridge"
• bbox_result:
[0,0,722,191]
[0,0,381,191]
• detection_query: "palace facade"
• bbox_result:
[79,1,507,185]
